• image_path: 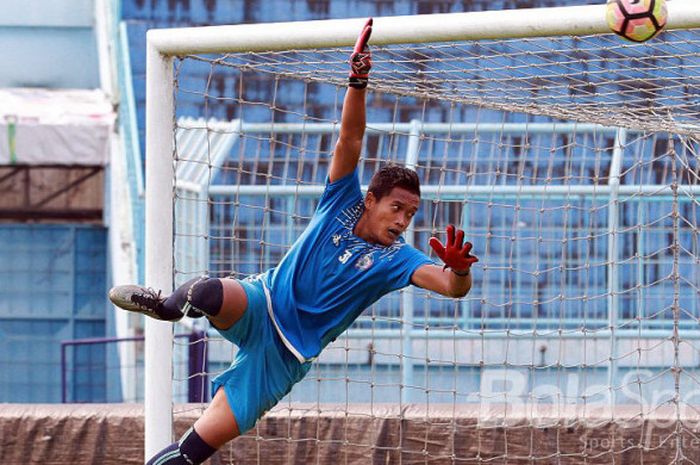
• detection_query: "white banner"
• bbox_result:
[0,88,115,165]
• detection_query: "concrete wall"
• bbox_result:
[2,403,700,464]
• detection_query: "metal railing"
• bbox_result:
[60,333,206,403]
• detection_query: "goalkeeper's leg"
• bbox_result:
[109,277,247,328]
[161,276,248,329]
[144,276,310,464]
[146,389,239,465]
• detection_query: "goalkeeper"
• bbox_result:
[109,18,478,465]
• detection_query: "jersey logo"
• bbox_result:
[355,253,374,271]
[338,249,353,264]
[332,234,341,247]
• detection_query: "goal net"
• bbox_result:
[145,3,700,463]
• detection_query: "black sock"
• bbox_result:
[146,427,217,465]
[162,277,223,318]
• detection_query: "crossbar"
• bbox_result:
[147,2,700,55]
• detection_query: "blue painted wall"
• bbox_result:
[0,225,108,402]
[0,0,100,88]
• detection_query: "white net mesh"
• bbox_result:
[188,30,700,135]
[168,26,700,463]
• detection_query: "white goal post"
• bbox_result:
[144,2,700,458]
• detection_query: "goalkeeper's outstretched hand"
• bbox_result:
[349,18,373,89]
[429,225,479,276]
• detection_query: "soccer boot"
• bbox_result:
[108,285,182,321]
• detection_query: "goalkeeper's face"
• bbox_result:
[364,187,420,246]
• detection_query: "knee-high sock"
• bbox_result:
[162,276,223,318]
[146,427,217,465]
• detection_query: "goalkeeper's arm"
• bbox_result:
[329,18,373,183]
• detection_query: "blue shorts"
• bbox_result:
[211,277,311,434]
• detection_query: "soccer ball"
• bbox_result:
[606,0,668,43]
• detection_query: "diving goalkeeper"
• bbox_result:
[109,18,478,465]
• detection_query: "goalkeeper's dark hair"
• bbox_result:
[368,164,421,201]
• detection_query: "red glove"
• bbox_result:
[349,18,373,89]
[429,225,479,276]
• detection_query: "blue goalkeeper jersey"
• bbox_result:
[262,169,433,362]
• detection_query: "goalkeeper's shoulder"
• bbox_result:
[322,168,361,197]
[315,169,362,215]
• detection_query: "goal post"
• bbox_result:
[144,2,700,460]
[144,38,175,456]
